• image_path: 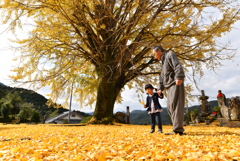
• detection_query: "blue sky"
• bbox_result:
[1,17,240,113]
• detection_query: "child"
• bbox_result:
[143,84,164,133]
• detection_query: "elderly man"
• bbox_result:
[152,46,186,135]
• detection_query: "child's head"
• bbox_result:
[145,84,154,95]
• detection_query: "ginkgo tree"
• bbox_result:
[0,0,239,124]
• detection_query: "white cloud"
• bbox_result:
[191,59,240,103]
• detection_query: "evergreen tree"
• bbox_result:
[17,102,34,122]
[1,91,23,115]
[30,110,41,123]
[1,104,11,119]
[0,89,6,99]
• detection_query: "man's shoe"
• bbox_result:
[149,130,155,133]
[178,132,187,136]
[158,130,163,133]
[165,132,186,136]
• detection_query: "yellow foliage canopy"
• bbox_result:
[0,0,239,109]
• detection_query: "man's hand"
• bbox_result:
[176,79,183,85]
[157,90,162,95]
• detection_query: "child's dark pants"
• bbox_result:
[150,112,162,132]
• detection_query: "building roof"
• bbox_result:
[45,111,83,123]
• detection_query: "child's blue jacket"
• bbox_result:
[146,93,164,112]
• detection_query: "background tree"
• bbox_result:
[17,102,34,122]
[1,91,23,116]
[30,110,41,123]
[0,89,7,114]
[1,0,239,124]
[1,103,11,119]
[0,89,6,99]
[8,91,23,115]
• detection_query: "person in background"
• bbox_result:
[217,90,227,106]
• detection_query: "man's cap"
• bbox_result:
[145,84,154,89]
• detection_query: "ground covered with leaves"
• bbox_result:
[0,124,240,161]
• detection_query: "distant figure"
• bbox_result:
[143,84,164,133]
[217,90,227,106]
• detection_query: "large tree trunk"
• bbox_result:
[89,74,122,124]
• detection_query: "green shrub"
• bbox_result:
[0,116,14,123]
[80,116,92,123]
[213,106,222,117]
[62,119,69,124]
[31,110,41,123]
[12,119,20,124]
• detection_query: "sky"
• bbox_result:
[0,11,240,114]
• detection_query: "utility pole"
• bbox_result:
[126,106,130,124]
[68,82,74,124]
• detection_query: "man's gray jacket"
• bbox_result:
[159,52,185,90]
